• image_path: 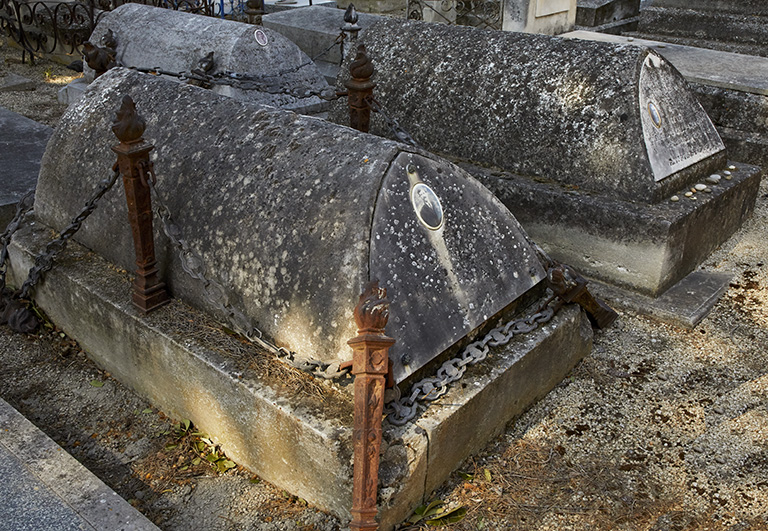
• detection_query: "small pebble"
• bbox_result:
[689,195,697,200]
[715,456,726,464]
[704,187,712,193]
[725,175,732,180]
[728,165,736,170]
[685,191,694,197]
[693,446,704,454]
[670,195,679,202]
[657,373,669,381]
[690,187,697,193]
[627,37,634,41]
[723,170,731,176]
[694,183,707,191]
[714,406,725,414]
[706,175,721,184]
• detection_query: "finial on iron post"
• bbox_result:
[83,41,117,78]
[342,4,361,41]
[348,280,395,531]
[345,45,376,134]
[111,96,169,314]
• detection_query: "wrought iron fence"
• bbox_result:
[0,0,240,63]
[406,0,502,30]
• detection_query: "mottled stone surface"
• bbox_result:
[7,219,591,530]
[331,19,725,204]
[87,4,329,112]
[35,67,546,383]
[0,107,51,228]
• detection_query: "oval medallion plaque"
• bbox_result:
[254,29,268,46]
[410,183,444,230]
[648,101,662,129]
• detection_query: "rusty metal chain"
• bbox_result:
[19,167,120,299]
[127,33,345,102]
[145,167,350,380]
[0,190,35,293]
[366,96,421,148]
[385,297,562,425]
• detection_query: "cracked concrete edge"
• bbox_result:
[0,398,160,531]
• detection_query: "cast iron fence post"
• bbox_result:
[348,280,394,531]
[345,44,375,134]
[111,95,169,314]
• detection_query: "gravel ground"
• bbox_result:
[1,39,767,531]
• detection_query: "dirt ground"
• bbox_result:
[1,41,767,531]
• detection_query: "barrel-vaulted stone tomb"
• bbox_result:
[8,67,592,528]
[85,4,330,113]
[332,19,762,300]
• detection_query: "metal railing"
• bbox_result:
[405,0,503,30]
[0,0,230,63]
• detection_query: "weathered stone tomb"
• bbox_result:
[8,68,592,528]
[331,19,762,304]
[82,4,329,113]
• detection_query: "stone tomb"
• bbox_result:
[331,19,762,317]
[8,68,591,528]
[83,4,330,113]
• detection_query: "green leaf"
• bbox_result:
[195,441,206,453]
[89,380,104,388]
[165,444,177,451]
[142,408,153,414]
[206,452,219,463]
[458,471,474,480]
[484,469,492,482]
[182,419,191,431]
[249,476,260,484]
[426,506,467,526]
[180,466,188,471]
[216,459,236,473]
[408,500,444,523]
[191,457,201,466]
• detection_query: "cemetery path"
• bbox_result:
[0,42,74,127]
[0,39,766,531]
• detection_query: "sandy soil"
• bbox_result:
[0,38,766,531]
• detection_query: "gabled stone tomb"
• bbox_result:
[8,68,591,528]
[84,4,330,113]
[331,19,762,298]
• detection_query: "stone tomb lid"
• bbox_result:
[34,68,546,383]
[332,19,726,204]
[87,4,329,111]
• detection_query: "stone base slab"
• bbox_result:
[8,219,592,530]
[590,270,732,328]
[470,161,762,297]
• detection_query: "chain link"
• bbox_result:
[366,96,421,149]
[145,164,350,380]
[19,168,120,299]
[127,33,345,102]
[385,297,562,426]
[0,190,35,294]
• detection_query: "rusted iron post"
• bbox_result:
[348,280,394,531]
[548,263,618,329]
[345,44,375,134]
[111,95,169,314]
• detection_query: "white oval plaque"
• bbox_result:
[648,101,662,129]
[254,29,268,46]
[410,183,444,230]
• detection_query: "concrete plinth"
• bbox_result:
[470,160,762,297]
[7,221,592,530]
